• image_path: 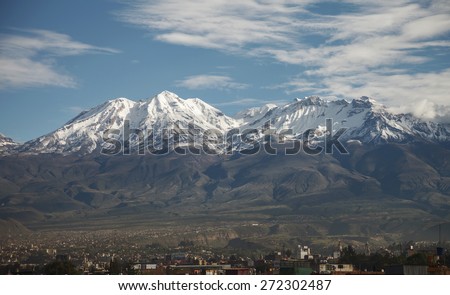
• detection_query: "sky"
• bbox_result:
[1,0,450,142]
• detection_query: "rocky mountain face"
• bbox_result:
[0,134,19,155]
[1,91,449,246]
[237,96,450,144]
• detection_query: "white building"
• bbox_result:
[298,245,312,260]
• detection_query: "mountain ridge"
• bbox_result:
[1,91,450,245]
[2,91,450,156]
[1,141,449,245]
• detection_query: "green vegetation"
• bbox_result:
[43,261,79,275]
[339,245,450,271]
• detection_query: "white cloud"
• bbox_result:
[117,0,450,120]
[117,0,304,51]
[176,75,248,90]
[284,69,450,119]
[401,14,450,40]
[0,57,76,89]
[0,29,119,89]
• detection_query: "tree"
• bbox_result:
[406,253,428,265]
[339,245,358,264]
[44,261,79,275]
[109,258,122,274]
[285,249,292,258]
[254,260,271,274]
[444,252,450,267]
[122,261,137,275]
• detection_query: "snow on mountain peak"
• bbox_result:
[295,96,325,106]
[351,96,380,109]
[18,91,239,155]
[157,90,179,98]
[0,133,18,146]
[0,133,19,155]
[238,95,450,144]
[151,90,182,104]
[234,103,279,125]
[8,92,450,155]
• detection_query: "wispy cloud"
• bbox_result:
[0,29,119,89]
[117,0,450,119]
[176,74,248,90]
[0,57,77,89]
[117,0,303,51]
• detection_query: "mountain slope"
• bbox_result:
[18,91,239,155]
[237,96,450,144]
[0,133,19,155]
[6,92,450,156]
[1,91,450,246]
[0,143,449,244]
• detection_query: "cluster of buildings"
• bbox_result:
[1,232,448,275]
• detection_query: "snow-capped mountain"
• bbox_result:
[7,91,450,156]
[236,96,450,144]
[235,103,279,124]
[0,133,19,155]
[18,91,239,155]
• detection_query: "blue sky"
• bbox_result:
[1,0,450,142]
